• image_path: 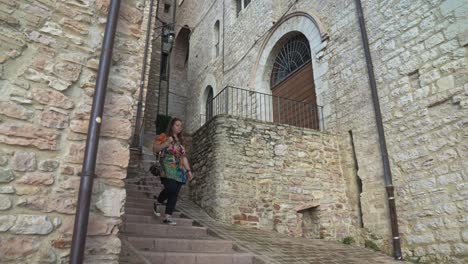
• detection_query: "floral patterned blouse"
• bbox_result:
[155,133,187,183]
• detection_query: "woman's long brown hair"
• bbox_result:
[166,117,184,145]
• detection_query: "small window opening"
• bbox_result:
[349,130,364,228]
[164,3,171,13]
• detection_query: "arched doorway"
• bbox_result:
[252,13,328,130]
[168,26,191,120]
[270,33,318,129]
[205,86,214,121]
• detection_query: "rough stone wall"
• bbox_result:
[363,1,468,263]
[0,0,150,262]
[176,0,468,262]
[190,115,356,240]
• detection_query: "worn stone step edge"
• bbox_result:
[127,237,234,253]
[139,251,254,263]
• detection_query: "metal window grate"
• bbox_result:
[271,35,311,87]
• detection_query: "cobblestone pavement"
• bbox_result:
[177,192,400,264]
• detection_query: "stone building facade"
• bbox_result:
[1,0,467,263]
[166,0,467,263]
[0,0,153,262]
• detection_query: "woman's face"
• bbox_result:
[172,120,183,134]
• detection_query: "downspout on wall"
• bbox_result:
[353,0,403,260]
[69,0,121,262]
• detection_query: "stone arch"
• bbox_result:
[171,26,191,79]
[197,74,218,126]
[203,85,214,120]
[252,12,328,100]
[168,26,191,120]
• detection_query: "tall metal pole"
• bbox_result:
[354,0,402,260]
[69,0,121,263]
[131,0,156,149]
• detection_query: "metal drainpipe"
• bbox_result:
[131,0,156,150]
[165,0,177,115]
[69,0,121,263]
[354,0,403,260]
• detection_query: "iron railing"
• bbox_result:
[204,86,324,130]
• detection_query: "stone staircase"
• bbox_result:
[119,149,255,264]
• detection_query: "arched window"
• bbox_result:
[214,20,220,58]
[270,35,311,87]
[236,0,252,15]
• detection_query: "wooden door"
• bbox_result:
[271,62,318,129]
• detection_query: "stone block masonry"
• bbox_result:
[190,115,357,241]
[175,0,468,262]
[0,0,154,263]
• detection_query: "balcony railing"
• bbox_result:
[203,86,324,130]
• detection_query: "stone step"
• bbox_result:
[140,252,254,264]
[126,197,155,204]
[123,223,208,238]
[124,215,194,226]
[127,237,234,253]
[124,207,184,217]
[125,201,155,209]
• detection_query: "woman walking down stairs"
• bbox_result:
[119,175,255,264]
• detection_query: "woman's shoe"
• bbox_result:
[153,203,160,217]
[163,218,177,226]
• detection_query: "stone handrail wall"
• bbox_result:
[190,115,357,240]
[0,0,152,262]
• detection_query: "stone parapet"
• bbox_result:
[190,115,357,241]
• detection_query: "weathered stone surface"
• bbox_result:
[40,109,69,129]
[32,87,74,109]
[40,21,63,36]
[34,246,57,263]
[97,0,143,23]
[0,101,34,120]
[27,31,56,46]
[18,195,76,214]
[59,214,120,236]
[104,94,133,118]
[38,160,60,172]
[96,164,127,179]
[1,0,153,261]
[10,215,54,235]
[51,236,72,249]
[11,151,37,172]
[67,139,129,167]
[0,169,15,183]
[53,62,82,81]
[86,235,121,255]
[57,177,81,192]
[14,186,42,196]
[0,186,15,194]
[0,236,41,262]
[0,215,16,231]
[60,18,89,35]
[0,194,12,210]
[95,188,125,217]
[191,116,352,239]
[0,123,59,150]
[17,172,55,186]
[0,152,8,166]
[70,117,132,139]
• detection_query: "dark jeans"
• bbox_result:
[157,177,182,215]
